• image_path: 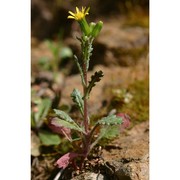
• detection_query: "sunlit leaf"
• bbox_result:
[90,115,122,149]
[51,118,85,134]
[98,115,122,125]
[53,109,73,122]
[100,125,119,139]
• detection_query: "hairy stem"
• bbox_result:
[80,37,94,166]
[83,62,88,134]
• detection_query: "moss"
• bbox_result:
[110,78,149,125]
[123,12,149,28]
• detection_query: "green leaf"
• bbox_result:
[90,115,122,150]
[71,89,84,116]
[73,55,85,85]
[52,118,85,134]
[100,125,119,139]
[59,47,73,59]
[86,71,104,98]
[40,98,52,118]
[38,130,61,146]
[38,57,50,70]
[53,109,73,122]
[90,126,111,150]
[34,98,52,128]
[97,115,123,126]
[92,126,119,148]
[53,109,84,133]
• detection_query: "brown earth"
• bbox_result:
[31,2,149,179]
[53,121,149,180]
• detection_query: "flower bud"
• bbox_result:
[89,22,96,32]
[90,21,103,38]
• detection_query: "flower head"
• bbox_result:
[68,7,90,21]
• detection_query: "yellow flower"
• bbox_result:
[68,7,90,21]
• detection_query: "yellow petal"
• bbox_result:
[85,7,90,15]
[68,11,75,16]
[76,7,79,13]
[81,7,85,13]
[67,6,90,21]
[67,15,75,19]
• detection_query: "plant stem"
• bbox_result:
[81,37,94,165]
[83,62,88,134]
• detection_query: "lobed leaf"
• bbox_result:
[86,70,104,97]
[91,125,119,149]
[100,125,119,139]
[90,126,111,150]
[90,115,122,150]
[71,89,84,116]
[97,114,123,126]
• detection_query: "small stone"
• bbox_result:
[72,172,105,180]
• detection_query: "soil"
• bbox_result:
[31,121,149,180]
[56,121,149,180]
[31,1,149,179]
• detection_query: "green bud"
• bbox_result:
[89,22,96,32]
[90,21,103,38]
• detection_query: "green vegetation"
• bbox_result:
[110,78,149,124]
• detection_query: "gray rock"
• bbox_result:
[102,121,149,180]
[93,21,149,67]
[72,172,105,180]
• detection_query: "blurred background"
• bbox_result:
[31,0,149,72]
[31,0,149,179]
[32,0,148,39]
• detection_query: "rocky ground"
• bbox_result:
[71,121,149,180]
[31,1,149,179]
